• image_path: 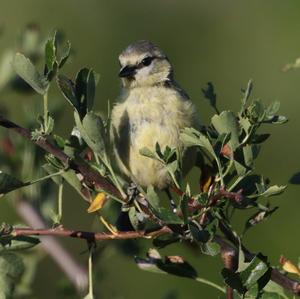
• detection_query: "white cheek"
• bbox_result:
[135,65,153,81]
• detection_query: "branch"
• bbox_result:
[12,226,172,241]
[0,115,122,200]
[15,198,88,291]
[7,226,300,296]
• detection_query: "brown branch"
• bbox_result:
[1,116,299,296]
[0,115,122,200]
[12,226,172,241]
[15,198,88,291]
[6,225,300,296]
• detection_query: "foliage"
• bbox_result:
[0,27,297,299]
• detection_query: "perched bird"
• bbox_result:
[111,40,199,200]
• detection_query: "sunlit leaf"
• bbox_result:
[87,193,106,213]
[279,255,300,277]
[12,53,48,94]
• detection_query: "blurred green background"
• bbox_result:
[0,1,300,298]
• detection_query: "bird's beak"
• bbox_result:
[119,65,136,78]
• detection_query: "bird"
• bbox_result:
[111,40,199,206]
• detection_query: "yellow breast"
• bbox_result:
[111,85,197,189]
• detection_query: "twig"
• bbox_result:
[0,115,122,200]
[15,199,88,291]
[215,236,300,297]
[12,226,172,240]
[219,236,238,299]
[1,115,300,296]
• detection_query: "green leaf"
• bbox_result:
[86,70,96,112]
[243,144,259,167]
[74,111,106,155]
[0,172,26,196]
[45,33,57,73]
[0,236,40,251]
[222,268,246,294]
[211,111,240,150]
[75,68,98,116]
[0,252,25,298]
[139,147,156,159]
[260,185,286,197]
[202,82,218,112]
[241,80,253,112]
[200,241,220,256]
[146,186,182,224]
[12,53,48,94]
[59,40,71,68]
[57,75,78,110]
[263,281,288,299]
[180,128,215,157]
[239,255,270,290]
[180,195,189,225]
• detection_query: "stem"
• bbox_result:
[101,155,126,199]
[28,170,65,185]
[0,115,122,199]
[58,183,63,222]
[195,277,225,293]
[43,91,49,129]
[88,249,94,298]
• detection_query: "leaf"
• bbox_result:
[75,68,98,115]
[146,186,182,224]
[74,111,106,155]
[153,235,180,249]
[12,53,48,94]
[263,280,288,298]
[86,69,96,112]
[239,255,270,290]
[45,33,57,73]
[289,172,300,184]
[0,172,26,196]
[243,144,259,167]
[200,242,220,256]
[135,248,197,278]
[260,185,286,197]
[0,236,40,251]
[223,254,270,295]
[180,195,189,225]
[279,255,300,277]
[244,207,278,233]
[139,147,156,159]
[241,80,253,110]
[180,127,215,158]
[59,40,71,68]
[57,75,78,110]
[87,193,106,213]
[202,82,218,111]
[211,111,240,150]
[0,252,25,298]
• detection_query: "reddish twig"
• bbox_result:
[16,199,88,291]
[0,115,122,200]
[12,226,172,241]
[1,115,300,297]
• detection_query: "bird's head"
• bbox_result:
[118,40,173,88]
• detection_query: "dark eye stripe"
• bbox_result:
[141,56,153,66]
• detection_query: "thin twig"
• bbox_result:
[1,115,300,296]
[0,115,122,200]
[15,199,88,291]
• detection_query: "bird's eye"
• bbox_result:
[141,56,153,66]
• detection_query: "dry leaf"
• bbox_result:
[279,255,300,277]
[87,192,106,213]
